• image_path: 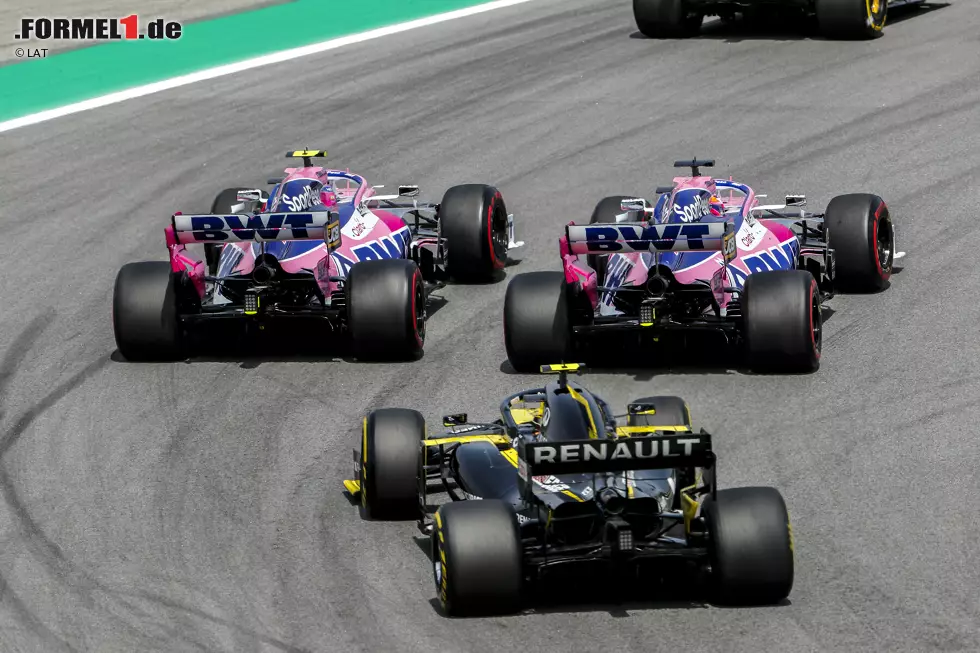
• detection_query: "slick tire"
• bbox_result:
[825,193,894,292]
[816,0,887,39]
[634,0,703,38]
[112,261,184,361]
[503,271,571,373]
[587,195,633,286]
[440,184,509,283]
[742,270,821,374]
[359,408,425,520]
[626,396,692,430]
[346,259,426,362]
[432,499,523,617]
[703,487,794,605]
[207,187,252,275]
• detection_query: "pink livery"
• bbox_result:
[503,159,899,375]
[113,150,523,363]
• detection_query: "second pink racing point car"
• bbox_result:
[503,159,903,374]
[112,150,523,362]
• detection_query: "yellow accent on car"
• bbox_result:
[615,425,692,437]
[680,473,703,534]
[561,489,584,502]
[540,362,582,372]
[361,418,368,477]
[288,149,326,158]
[510,408,539,425]
[499,449,519,468]
[343,479,361,495]
[566,386,599,439]
[422,434,512,447]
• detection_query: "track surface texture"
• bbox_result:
[1,1,978,651]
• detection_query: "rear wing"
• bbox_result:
[517,432,714,488]
[566,221,735,260]
[171,212,341,247]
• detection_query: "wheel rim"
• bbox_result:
[491,204,508,268]
[414,276,427,345]
[867,0,887,28]
[876,215,894,273]
[432,526,449,608]
[811,285,822,355]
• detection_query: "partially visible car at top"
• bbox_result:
[633,0,926,40]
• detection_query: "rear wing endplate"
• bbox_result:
[171,212,341,247]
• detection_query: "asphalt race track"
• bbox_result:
[1,1,979,651]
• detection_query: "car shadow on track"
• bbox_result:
[411,535,794,617]
[627,2,947,43]
[109,295,454,366]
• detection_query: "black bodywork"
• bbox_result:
[412,372,717,581]
[683,0,922,17]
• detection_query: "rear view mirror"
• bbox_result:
[443,413,468,426]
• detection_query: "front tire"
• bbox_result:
[359,408,425,520]
[634,0,703,38]
[503,271,571,373]
[703,487,794,605]
[432,500,523,617]
[816,0,887,39]
[742,270,821,373]
[825,193,894,292]
[440,184,509,283]
[346,259,426,361]
[112,261,184,361]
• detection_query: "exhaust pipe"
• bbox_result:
[252,253,280,283]
[253,263,275,283]
[646,274,669,297]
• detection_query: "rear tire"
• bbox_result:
[359,408,425,520]
[346,259,426,361]
[587,195,632,286]
[112,261,184,361]
[703,487,794,605]
[634,0,703,38]
[816,0,887,39]
[207,187,253,275]
[742,270,821,373]
[503,271,571,373]
[440,184,509,283]
[432,500,523,617]
[825,193,894,292]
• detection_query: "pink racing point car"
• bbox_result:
[504,159,902,374]
[112,150,523,362]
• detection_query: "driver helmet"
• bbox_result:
[272,178,333,212]
[669,188,725,223]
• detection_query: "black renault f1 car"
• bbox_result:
[633,0,925,40]
[342,364,794,616]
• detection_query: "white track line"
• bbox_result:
[0,0,536,134]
